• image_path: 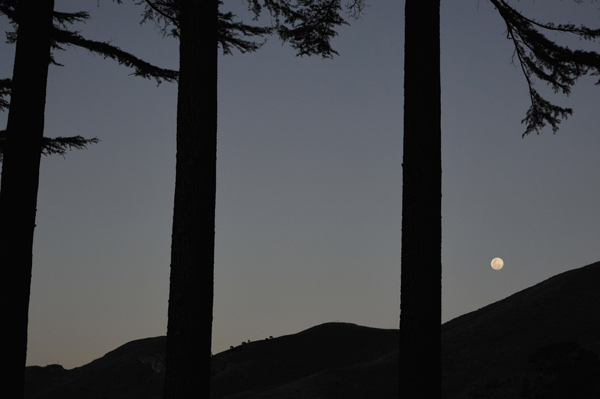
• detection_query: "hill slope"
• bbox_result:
[210,322,398,398]
[24,261,600,398]
[25,336,166,399]
[442,261,600,398]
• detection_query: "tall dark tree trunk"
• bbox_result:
[162,0,217,398]
[399,1,441,398]
[0,1,55,397]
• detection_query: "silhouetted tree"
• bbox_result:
[1,3,54,398]
[136,1,364,397]
[400,1,600,398]
[0,2,176,397]
[163,2,217,398]
[399,2,441,398]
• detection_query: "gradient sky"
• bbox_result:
[1,0,599,369]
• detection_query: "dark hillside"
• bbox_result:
[25,261,600,398]
[210,322,399,398]
[442,261,600,398]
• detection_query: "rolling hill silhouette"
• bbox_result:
[24,261,600,398]
[442,260,600,398]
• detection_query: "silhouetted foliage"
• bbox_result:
[0,132,101,162]
[0,1,178,161]
[1,0,174,83]
[139,0,364,57]
[490,0,600,136]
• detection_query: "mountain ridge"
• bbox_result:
[24,261,600,398]
[442,261,600,398]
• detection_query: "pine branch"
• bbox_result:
[0,133,100,162]
[218,9,272,55]
[490,0,600,136]
[139,1,365,58]
[139,0,179,36]
[2,4,177,83]
[40,135,100,157]
[522,89,573,135]
[51,27,178,84]
[260,0,349,58]
[1,4,89,29]
[52,10,90,29]
[138,0,272,54]
[250,0,364,58]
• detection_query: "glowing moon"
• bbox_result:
[491,257,504,270]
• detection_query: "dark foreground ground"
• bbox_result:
[25,261,600,399]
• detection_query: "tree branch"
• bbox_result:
[52,27,178,84]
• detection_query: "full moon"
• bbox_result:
[491,257,504,270]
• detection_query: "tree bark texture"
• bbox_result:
[399,1,442,398]
[163,0,217,398]
[0,1,55,397]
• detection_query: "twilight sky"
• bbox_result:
[1,1,599,369]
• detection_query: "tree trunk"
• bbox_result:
[399,1,441,398]
[0,1,55,397]
[162,0,217,398]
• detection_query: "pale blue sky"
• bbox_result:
[1,1,598,369]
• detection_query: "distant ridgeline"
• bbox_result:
[24,262,600,398]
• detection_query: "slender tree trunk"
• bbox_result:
[399,1,441,398]
[162,0,217,398]
[0,1,54,397]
